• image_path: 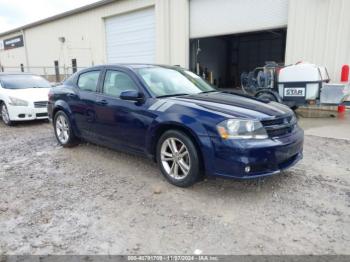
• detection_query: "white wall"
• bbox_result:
[285,0,350,82]
[190,0,289,38]
[0,0,190,72]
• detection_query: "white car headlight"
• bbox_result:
[8,97,29,107]
[217,119,268,139]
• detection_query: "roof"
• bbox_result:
[0,0,117,37]
[86,63,182,70]
[108,63,177,68]
[0,72,36,75]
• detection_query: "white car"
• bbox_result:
[0,73,51,126]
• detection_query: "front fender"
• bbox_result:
[145,113,215,176]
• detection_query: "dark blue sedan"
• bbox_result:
[48,64,303,187]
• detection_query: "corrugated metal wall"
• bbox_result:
[190,0,289,38]
[285,0,350,81]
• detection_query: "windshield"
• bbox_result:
[136,67,215,97]
[0,75,51,89]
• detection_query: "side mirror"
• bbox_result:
[120,90,144,102]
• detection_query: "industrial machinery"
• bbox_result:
[241,62,350,108]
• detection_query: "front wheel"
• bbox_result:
[1,103,13,126]
[156,130,201,187]
[54,111,78,147]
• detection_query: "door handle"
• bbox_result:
[97,99,108,105]
[67,93,77,98]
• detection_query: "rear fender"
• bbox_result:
[53,100,80,137]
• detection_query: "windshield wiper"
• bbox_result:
[156,93,190,98]
[200,90,218,94]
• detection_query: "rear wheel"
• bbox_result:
[256,92,277,102]
[54,111,78,147]
[157,130,201,187]
[1,103,13,126]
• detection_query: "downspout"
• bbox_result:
[21,29,30,70]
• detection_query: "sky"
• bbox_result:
[0,0,100,33]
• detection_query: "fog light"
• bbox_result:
[245,166,251,173]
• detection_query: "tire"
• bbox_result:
[156,130,201,187]
[1,103,13,126]
[256,92,277,102]
[53,110,78,147]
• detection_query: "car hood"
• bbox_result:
[4,88,51,102]
[171,92,292,119]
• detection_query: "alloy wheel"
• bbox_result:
[56,115,70,144]
[160,137,191,180]
[1,104,10,124]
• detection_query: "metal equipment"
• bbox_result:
[241,62,350,108]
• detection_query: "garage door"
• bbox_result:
[105,8,155,63]
[190,0,288,38]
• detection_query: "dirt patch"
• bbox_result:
[0,121,349,255]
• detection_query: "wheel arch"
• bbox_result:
[52,100,79,137]
[255,90,282,103]
[52,100,72,119]
[148,123,205,167]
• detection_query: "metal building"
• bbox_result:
[0,0,349,85]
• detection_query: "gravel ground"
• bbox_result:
[0,120,349,255]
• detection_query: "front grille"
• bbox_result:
[261,115,293,126]
[262,115,295,138]
[36,113,48,118]
[34,101,48,108]
[266,126,293,137]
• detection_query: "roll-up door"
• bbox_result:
[105,8,155,63]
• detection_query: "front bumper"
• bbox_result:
[7,104,48,121]
[209,125,304,179]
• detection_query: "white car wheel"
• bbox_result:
[1,103,12,126]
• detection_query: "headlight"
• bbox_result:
[217,119,268,139]
[290,113,297,125]
[8,97,29,106]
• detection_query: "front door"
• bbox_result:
[94,69,151,153]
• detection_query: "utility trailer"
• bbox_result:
[241,62,350,109]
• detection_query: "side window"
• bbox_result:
[103,70,138,97]
[77,71,100,92]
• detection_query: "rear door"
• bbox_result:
[68,69,103,140]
